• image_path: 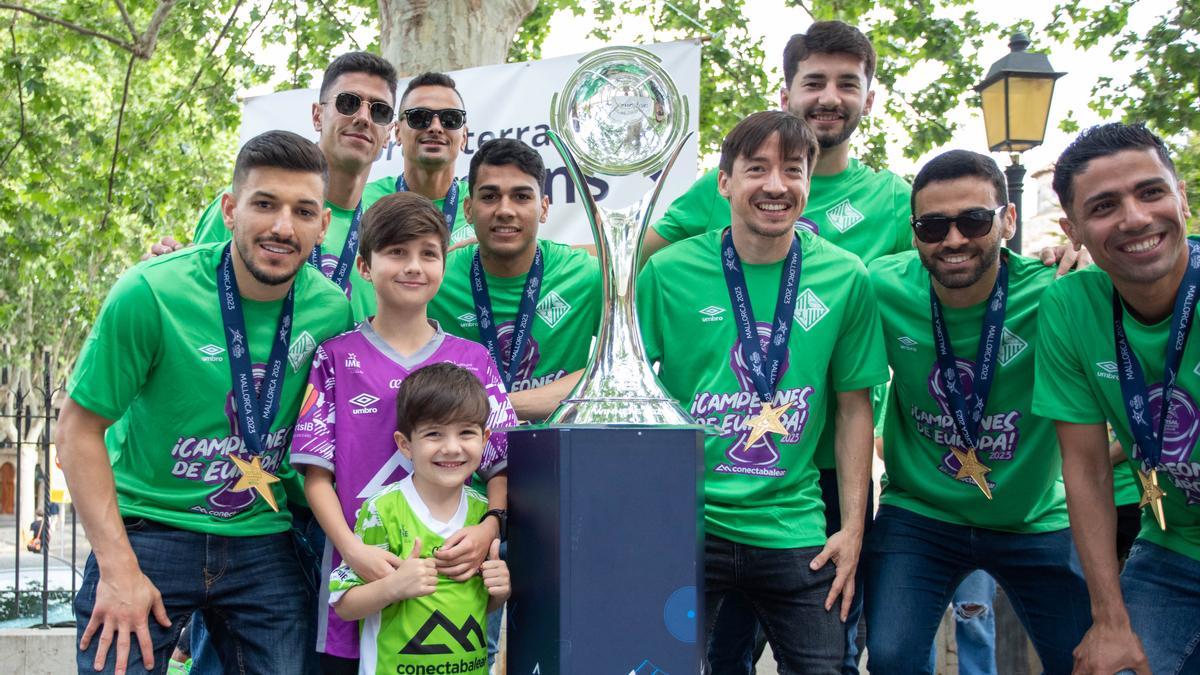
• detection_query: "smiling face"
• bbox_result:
[396,85,466,170]
[781,52,874,150]
[719,131,810,240]
[913,176,1015,291]
[466,162,548,264]
[357,233,445,311]
[313,72,394,174]
[395,421,487,493]
[1061,148,1192,288]
[223,167,330,287]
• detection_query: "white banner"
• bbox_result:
[241,40,702,245]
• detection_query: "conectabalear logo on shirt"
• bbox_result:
[688,322,814,479]
[169,363,289,519]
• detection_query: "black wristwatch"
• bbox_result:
[481,508,508,539]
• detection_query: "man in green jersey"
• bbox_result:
[1035,123,1199,674]
[428,138,602,421]
[56,131,353,674]
[863,150,1090,674]
[638,111,887,673]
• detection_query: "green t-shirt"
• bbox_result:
[638,229,889,548]
[192,176,470,322]
[1034,261,1200,561]
[68,242,353,535]
[653,161,912,469]
[329,477,489,675]
[869,251,1068,533]
[428,240,602,404]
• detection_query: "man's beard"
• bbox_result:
[234,234,305,286]
[920,237,1003,290]
[793,104,863,149]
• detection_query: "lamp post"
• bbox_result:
[974,32,1065,254]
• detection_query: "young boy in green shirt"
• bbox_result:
[330,363,510,675]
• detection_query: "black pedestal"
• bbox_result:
[507,426,704,674]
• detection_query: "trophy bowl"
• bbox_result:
[545,46,698,426]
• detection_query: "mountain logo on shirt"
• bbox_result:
[898,336,918,352]
[699,305,726,322]
[288,331,317,373]
[1096,361,1119,380]
[400,609,486,655]
[997,328,1028,366]
[457,312,479,328]
[793,289,829,331]
[349,392,380,415]
[197,344,226,362]
[536,291,571,328]
[826,199,865,233]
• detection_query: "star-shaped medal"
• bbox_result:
[950,447,993,500]
[229,454,281,512]
[739,401,792,454]
[1138,468,1167,531]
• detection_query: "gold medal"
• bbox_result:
[950,446,993,500]
[739,401,792,454]
[1138,468,1167,531]
[229,454,281,512]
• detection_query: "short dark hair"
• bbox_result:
[319,52,399,102]
[719,111,819,175]
[1053,122,1176,213]
[911,150,1008,214]
[469,138,546,194]
[395,363,491,438]
[358,192,448,265]
[231,130,327,193]
[783,21,876,88]
[400,71,465,109]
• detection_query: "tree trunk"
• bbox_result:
[378,0,539,75]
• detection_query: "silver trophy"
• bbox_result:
[545,46,698,426]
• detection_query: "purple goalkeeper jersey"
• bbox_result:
[290,319,515,658]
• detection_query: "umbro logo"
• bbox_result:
[457,312,478,328]
[536,291,571,328]
[699,306,726,323]
[793,289,829,331]
[1097,361,1119,380]
[826,199,865,233]
[898,336,918,352]
[349,392,380,415]
[288,331,317,373]
[197,344,225,362]
[997,328,1028,366]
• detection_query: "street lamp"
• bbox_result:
[974,32,1065,253]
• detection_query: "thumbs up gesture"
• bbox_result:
[385,538,439,602]
[481,539,510,602]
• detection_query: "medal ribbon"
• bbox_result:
[471,247,544,390]
[397,174,460,231]
[307,201,362,292]
[218,243,296,456]
[1112,239,1200,470]
[720,229,802,404]
[929,260,1009,452]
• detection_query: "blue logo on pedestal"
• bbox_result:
[663,585,697,643]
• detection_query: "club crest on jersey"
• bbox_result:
[535,291,571,328]
[793,289,829,331]
[997,328,1028,366]
[826,199,865,233]
[289,331,316,373]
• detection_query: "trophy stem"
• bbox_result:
[544,131,698,426]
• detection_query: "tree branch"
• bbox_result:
[0,20,26,172]
[113,0,137,39]
[312,0,361,49]
[133,0,176,59]
[99,53,137,232]
[0,2,134,52]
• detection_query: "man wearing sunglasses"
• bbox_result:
[862,149,1090,674]
[1035,123,1199,675]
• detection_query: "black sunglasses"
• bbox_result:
[912,206,1004,244]
[323,92,394,125]
[402,107,467,130]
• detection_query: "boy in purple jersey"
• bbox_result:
[290,192,516,673]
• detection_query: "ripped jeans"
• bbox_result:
[934,570,996,675]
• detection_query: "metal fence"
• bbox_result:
[1,352,78,629]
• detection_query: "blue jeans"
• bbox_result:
[75,518,314,675]
[707,470,868,674]
[862,506,1091,675]
[703,535,844,675]
[939,570,996,675]
[1122,539,1200,674]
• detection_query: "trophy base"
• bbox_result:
[547,395,698,426]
